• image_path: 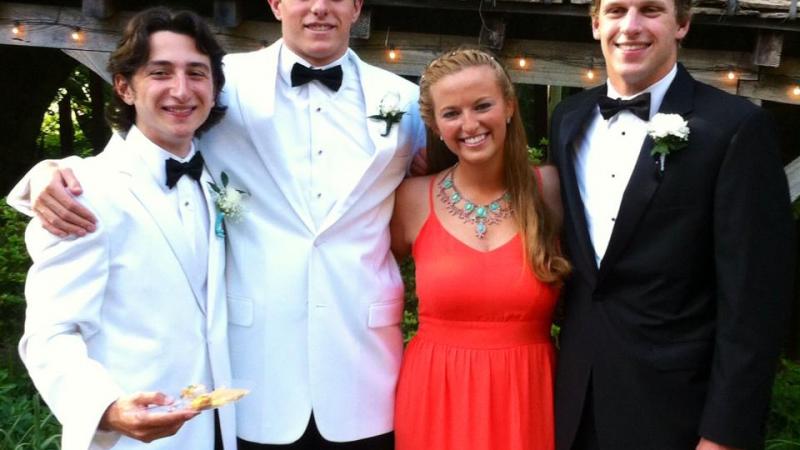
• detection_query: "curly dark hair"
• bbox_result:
[106,7,226,135]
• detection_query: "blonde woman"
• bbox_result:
[391,49,570,450]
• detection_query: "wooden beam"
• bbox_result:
[82,0,113,20]
[213,0,242,28]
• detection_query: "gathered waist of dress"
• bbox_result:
[415,316,553,348]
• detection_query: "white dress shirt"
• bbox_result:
[573,64,677,266]
[127,126,209,303]
[275,45,371,228]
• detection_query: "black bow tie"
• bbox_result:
[165,151,204,189]
[290,63,343,92]
[597,92,651,121]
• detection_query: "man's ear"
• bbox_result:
[267,0,283,21]
[675,15,691,41]
[114,74,135,106]
[591,16,601,40]
[352,0,364,23]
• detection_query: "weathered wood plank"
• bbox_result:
[62,48,111,84]
[739,75,800,104]
[739,0,793,10]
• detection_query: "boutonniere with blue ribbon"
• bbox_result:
[207,171,249,238]
[369,92,406,137]
[647,113,690,174]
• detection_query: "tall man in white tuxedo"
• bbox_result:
[16,1,426,448]
[10,8,236,450]
[549,0,794,448]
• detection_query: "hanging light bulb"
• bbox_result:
[388,47,397,61]
[71,27,82,42]
[586,68,595,80]
[793,85,800,97]
[517,57,528,69]
[11,21,21,36]
[727,70,736,81]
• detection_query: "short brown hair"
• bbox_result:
[590,0,693,25]
[106,7,226,135]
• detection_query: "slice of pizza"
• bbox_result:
[182,385,249,411]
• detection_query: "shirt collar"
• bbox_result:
[126,125,196,190]
[605,64,677,120]
[278,42,353,88]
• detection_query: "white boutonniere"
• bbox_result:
[647,113,690,174]
[369,92,406,137]
[207,171,249,238]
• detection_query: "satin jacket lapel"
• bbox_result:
[200,168,223,320]
[558,88,604,280]
[597,65,695,281]
[238,40,316,234]
[317,54,401,235]
[105,139,207,315]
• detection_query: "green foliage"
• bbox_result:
[528,137,549,164]
[400,257,419,342]
[0,368,61,450]
[766,358,800,449]
[0,200,31,350]
[39,66,101,159]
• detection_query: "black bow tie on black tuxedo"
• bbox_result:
[290,62,343,92]
[165,151,204,189]
[597,92,651,121]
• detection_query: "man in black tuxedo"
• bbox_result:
[549,0,795,448]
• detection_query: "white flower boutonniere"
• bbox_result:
[647,113,690,174]
[369,92,406,137]
[207,171,249,238]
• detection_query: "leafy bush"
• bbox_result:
[0,367,61,450]
[766,358,800,449]
[400,257,418,342]
[0,200,30,351]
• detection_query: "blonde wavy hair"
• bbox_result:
[419,48,570,285]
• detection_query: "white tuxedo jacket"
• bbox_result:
[14,133,236,450]
[200,41,425,443]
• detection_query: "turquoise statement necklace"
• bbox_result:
[437,167,513,239]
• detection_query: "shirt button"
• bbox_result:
[611,217,616,222]
[184,201,190,206]
[611,174,616,178]
[316,106,322,112]
[621,131,626,136]
[317,193,322,198]
[318,150,323,156]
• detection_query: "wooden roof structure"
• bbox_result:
[2,0,800,106]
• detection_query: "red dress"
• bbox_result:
[394,177,559,450]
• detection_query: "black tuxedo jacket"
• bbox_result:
[550,64,795,450]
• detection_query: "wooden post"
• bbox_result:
[82,0,113,20]
[753,31,784,67]
[213,0,242,28]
